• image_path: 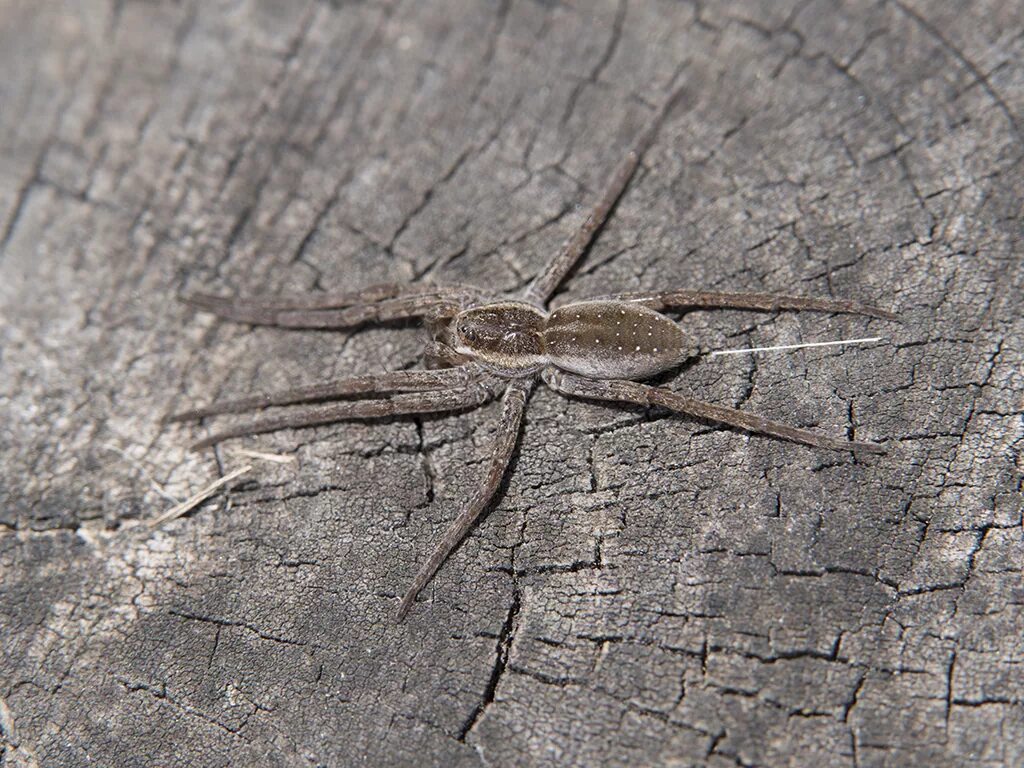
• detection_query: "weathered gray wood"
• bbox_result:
[1,1,1021,766]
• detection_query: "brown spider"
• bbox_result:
[169,86,895,621]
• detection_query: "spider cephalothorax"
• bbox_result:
[171,83,895,621]
[448,302,546,374]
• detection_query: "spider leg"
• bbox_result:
[166,365,476,422]
[596,289,896,320]
[523,83,689,305]
[396,377,534,622]
[187,282,481,311]
[543,368,885,454]
[183,285,479,329]
[185,282,484,312]
[188,379,497,451]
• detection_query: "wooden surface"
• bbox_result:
[1,1,1022,766]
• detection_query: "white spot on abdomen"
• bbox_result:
[543,300,690,380]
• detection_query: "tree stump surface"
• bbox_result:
[1,2,1021,766]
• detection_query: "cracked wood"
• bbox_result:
[1,1,1022,767]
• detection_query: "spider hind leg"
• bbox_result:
[599,289,897,320]
[543,368,885,454]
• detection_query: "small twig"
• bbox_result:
[710,336,884,357]
[224,447,297,465]
[147,465,252,528]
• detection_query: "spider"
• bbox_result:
[169,85,895,621]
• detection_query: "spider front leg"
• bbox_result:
[183,284,481,329]
[185,375,497,451]
[396,378,534,622]
[598,289,897,320]
[523,82,689,304]
[166,363,476,422]
[543,368,885,454]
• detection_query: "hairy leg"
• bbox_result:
[596,289,896,320]
[396,377,534,621]
[188,379,497,451]
[523,83,689,305]
[184,282,411,312]
[167,365,477,422]
[543,368,885,454]
[186,282,481,311]
[183,285,480,329]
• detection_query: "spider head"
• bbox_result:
[450,302,546,374]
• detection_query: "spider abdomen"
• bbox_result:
[544,300,692,380]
